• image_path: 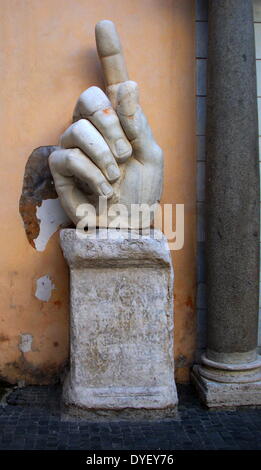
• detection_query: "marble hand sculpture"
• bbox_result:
[49,20,163,229]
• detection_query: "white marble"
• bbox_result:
[49,21,163,229]
[61,229,178,413]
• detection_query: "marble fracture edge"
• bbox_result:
[191,365,261,408]
[60,228,172,267]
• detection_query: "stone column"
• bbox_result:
[60,229,178,419]
[192,0,261,407]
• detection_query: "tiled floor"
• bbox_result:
[0,384,260,450]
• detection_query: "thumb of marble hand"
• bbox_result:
[114,81,147,143]
[109,80,161,167]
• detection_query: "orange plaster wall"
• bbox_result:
[0,0,196,384]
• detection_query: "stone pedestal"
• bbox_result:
[60,229,178,419]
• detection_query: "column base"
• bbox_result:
[192,365,261,408]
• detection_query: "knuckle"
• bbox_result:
[70,119,84,139]
[125,80,138,90]
[80,86,103,102]
[77,88,93,109]
[65,151,76,166]
[99,113,119,134]
[65,119,89,145]
[70,126,78,141]
[48,150,60,168]
[77,87,110,115]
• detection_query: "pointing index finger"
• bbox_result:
[95,20,129,87]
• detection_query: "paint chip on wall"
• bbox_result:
[19,334,33,353]
[34,198,70,252]
[35,275,55,302]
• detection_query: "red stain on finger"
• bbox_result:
[103,108,113,115]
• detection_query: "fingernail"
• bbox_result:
[115,138,132,158]
[106,163,120,181]
[100,181,113,196]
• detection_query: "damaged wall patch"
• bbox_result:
[19,334,33,353]
[35,275,55,302]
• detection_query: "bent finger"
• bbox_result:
[60,119,120,183]
[73,86,132,161]
[49,147,113,198]
[116,81,163,166]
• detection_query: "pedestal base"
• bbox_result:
[192,365,261,408]
[62,402,178,422]
[60,229,178,416]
